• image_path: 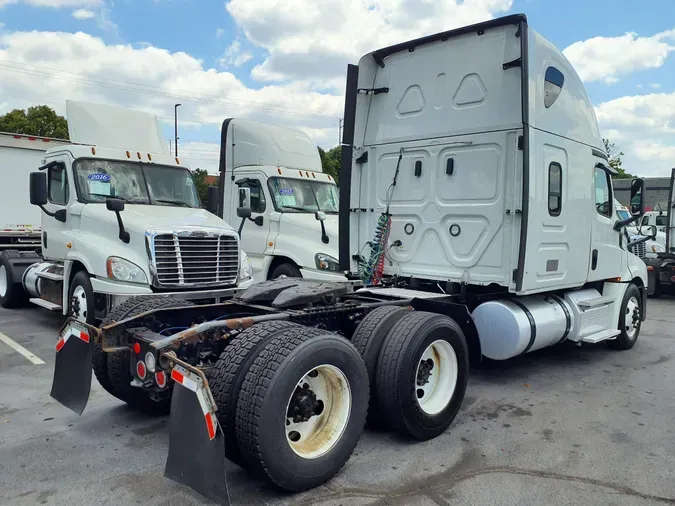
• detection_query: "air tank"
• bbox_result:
[471,294,574,360]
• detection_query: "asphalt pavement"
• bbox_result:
[1,299,674,505]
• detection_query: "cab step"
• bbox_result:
[580,328,620,344]
[29,298,62,312]
[36,271,64,282]
[577,296,613,309]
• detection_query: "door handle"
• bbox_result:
[591,249,598,270]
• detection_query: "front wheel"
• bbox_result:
[608,283,642,350]
[269,262,302,280]
[69,270,96,325]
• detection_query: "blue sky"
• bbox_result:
[0,0,673,175]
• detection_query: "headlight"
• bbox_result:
[239,251,253,281]
[106,257,148,284]
[315,253,340,272]
[651,243,665,253]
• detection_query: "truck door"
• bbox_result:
[41,156,74,261]
[587,165,623,281]
[233,175,272,274]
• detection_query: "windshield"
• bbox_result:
[616,209,630,221]
[73,159,200,208]
[268,177,339,213]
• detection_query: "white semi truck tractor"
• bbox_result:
[48,14,655,505]
[206,118,345,283]
[0,100,255,323]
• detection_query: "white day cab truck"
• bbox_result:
[205,118,345,283]
[615,199,665,260]
[0,131,71,285]
[47,14,656,505]
[0,100,256,324]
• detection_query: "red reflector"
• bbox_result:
[155,371,167,388]
[671,276,675,283]
[205,412,216,440]
[171,369,184,384]
[56,337,65,352]
[78,331,90,343]
[136,361,147,380]
[133,342,141,354]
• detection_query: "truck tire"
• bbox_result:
[69,270,96,325]
[608,283,642,350]
[269,262,302,280]
[350,305,410,428]
[236,329,368,492]
[0,251,29,308]
[209,320,303,468]
[100,296,194,414]
[376,311,469,440]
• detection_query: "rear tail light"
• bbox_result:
[133,342,141,355]
[136,360,147,380]
[155,371,167,388]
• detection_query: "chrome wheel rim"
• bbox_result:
[0,265,7,298]
[71,285,88,323]
[625,296,640,339]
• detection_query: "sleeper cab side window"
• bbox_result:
[594,167,611,218]
[544,67,564,108]
[48,164,69,205]
[548,162,562,216]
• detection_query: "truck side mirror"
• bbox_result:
[206,186,219,215]
[106,198,130,244]
[630,178,645,216]
[29,172,48,206]
[106,198,125,213]
[238,187,251,211]
[639,224,658,240]
[237,207,252,219]
[315,211,329,244]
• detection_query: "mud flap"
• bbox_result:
[164,365,229,505]
[49,321,93,416]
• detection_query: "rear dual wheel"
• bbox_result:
[353,309,469,440]
[226,327,368,492]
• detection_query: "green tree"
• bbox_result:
[318,145,341,183]
[603,138,632,179]
[191,168,214,208]
[0,105,69,139]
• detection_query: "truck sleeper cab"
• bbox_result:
[48,14,653,505]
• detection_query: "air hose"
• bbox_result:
[358,148,402,285]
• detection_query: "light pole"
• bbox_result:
[174,103,181,157]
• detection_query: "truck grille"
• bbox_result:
[150,232,239,287]
[630,241,646,259]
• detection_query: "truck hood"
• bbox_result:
[81,204,236,235]
[279,212,339,256]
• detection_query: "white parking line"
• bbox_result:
[0,332,46,365]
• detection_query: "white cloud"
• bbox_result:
[0,30,342,149]
[72,8,94,19]
[216,28,225,39]
[226,0,513,84]
[650,82,662,89]
[596,92,675,176]
[563,28,675,84]
[219,39,253,68]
